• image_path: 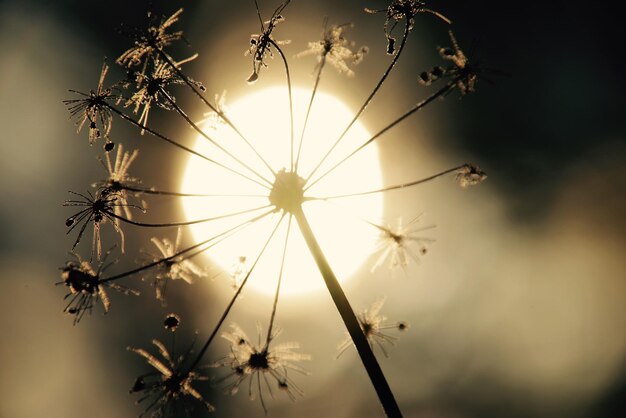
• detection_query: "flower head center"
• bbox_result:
[269,169,305,214]
[63,267,99,294]
[248,351,270,370]
[362,321,374,336]
[164,373,184,394]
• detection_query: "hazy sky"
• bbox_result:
[0,1,624,417]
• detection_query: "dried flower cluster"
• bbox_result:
[365,0,451,54]
[338,298,409,358]
[63,62,116,148]
[213,324,310,413]
[117,8,185,76]
[296,22,368,76]
[128,317,214,417]
[246,0,292,83]
[57,251,139,324]
[371,215,435,272]
[147,228,207,304]
[58,0,492,416]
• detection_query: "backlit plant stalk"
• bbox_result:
[60,1,490,416]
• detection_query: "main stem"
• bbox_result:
[292,205,402,418]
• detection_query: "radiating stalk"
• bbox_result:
[185,215,285,374]
[160,88,274,187]
[106,104,270,190]
[120,185,267,198]
[293,205,402,418]
[100,208,275,284]
[295,54,327,172]
[306,79,458,191]
[266,215,292,345]
[269,39,295,171]
[305,164,465,200]
[304,22,411,185]
[157,49,278,178]
[108,204,271,228]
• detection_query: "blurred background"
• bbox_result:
[0,0,624,417]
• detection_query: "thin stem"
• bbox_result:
[269,39,295,172]
[106,104,269,190]
[293,205,402,418]
[107,204,271,228]
[185,215,285,373]
[159,87,274,187]
[171,332,177,369]
[253,0,264,26]
[266,215,292,346]
[304,22,411,185]
[100,208,274,283]
[367,217,436,237]
[120,185,267,199]
[157,49,277,178]
[306,164,464,200]
[295,54,327,172]
[306,79,458,191]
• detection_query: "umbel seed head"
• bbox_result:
[269,169,305,213]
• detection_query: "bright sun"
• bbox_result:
[181,86,382,296]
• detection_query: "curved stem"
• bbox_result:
[295,54,327,172]
[306,164,464,200]
[306,79,458,191]
[304,22,411,185]
[293,205,402,418]
[160,88,273,187]
[156,49,277,178]
[106,104,269,190]
[269,39,295,171]
[107,204,271,228]
[186,215,285,374]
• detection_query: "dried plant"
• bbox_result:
[370,215,435,272]
[147,228,207,304]
[59,1,493,416]
[128,315,214,417]
[64,189,141,259]
[296,21,368,77]
[213,324,310,412]
[63,61,117,149]
[338,297,409,358]
[125,54,201,133]
[245,0,292,83]
[57,250,139,324]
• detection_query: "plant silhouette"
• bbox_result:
[60,1,489,416]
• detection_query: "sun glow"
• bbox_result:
[181,87,382,296]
